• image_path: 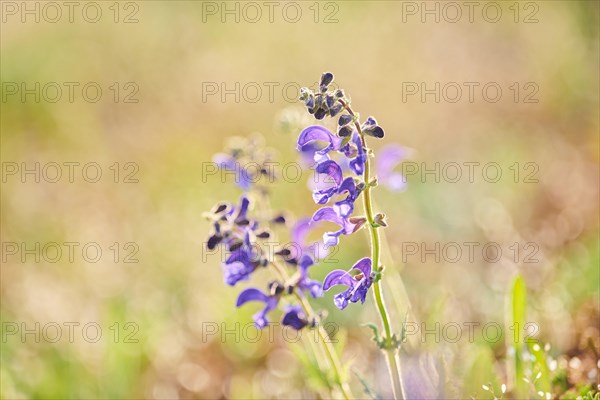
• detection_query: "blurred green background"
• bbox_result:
[1,1,598,399]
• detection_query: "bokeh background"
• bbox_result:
[1,1,598,399]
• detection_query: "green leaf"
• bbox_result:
[507,274,527,398]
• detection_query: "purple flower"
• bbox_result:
[344,132,367,176]
[375,144,408,192]
[313,160,343,204]
[236,288,279,329]
[222,244,258,286]
[311,207,364,247]
[323,258,373,310]
[290,218,329,262]
[297,255,323,298]
[213,153,252,190]
[333,177,359,218]
[282,304,309,330]
[297,126,341,163]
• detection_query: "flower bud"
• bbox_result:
[319,72,334,92]
[374,213,387,227]
[338,125,353,137]
[363,126,384,138]
[338,114,353,126]
[329,104,342,117]
[314,108,326,120]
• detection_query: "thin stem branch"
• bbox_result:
[272,260,352,400]
[254,192,352,399]
[338,100,405,400]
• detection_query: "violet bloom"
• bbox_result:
[222,239,258,286]
[208,196,267,286]
[333,177,359,218]
[313,160,343,204]
[213,153,252,191]
[375,144,408,192]
[296,255,323,298]
[339,131,367,176]
[323,258,373,310]
[282,304,309,330]
[236,288,279,329]
[311,207,364,247]
[297,125,341,163]
[312,159,360,217]
[290,218,329,262]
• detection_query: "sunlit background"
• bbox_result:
[1,1,599,399]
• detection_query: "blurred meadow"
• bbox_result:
[1,1,599,399]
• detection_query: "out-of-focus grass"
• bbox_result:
[1,1,598,399]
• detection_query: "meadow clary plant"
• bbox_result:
[206,73,409,399]
[298,72,407,399]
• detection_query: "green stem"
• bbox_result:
[256,193,352,399]
[272,260,352,400]
[339,100,405,400]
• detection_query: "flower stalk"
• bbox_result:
[340,99,406,400]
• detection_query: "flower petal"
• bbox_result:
[323,270,355,290]
[297,125,340,152]
[315,160,343,186]
[282,305,308,330]
[236,288,268,307]
[351,257,372,277]
[312,207,343,226]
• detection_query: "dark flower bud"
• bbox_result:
[235,218,250,226]
[356,182,366,191]
[325,95,335,109]
[207,234,222,250]
[286,285,294,295]
[319,72,334,92]
[329,103,342,117]
[228,239,244,251]
[211,202,230,215]
[334,89,345,98]
[256,230,270,239]
[363,126,384,138]
[285,258,298,266]
[260,257,269,267]
[271,215,286,224]
[299,87,311,101]
[338,114,353,126]
[314,94,323,109]
[374,213,387,227]
[314,108,326,120]
[307,107,315,115]
[268,280,285,296]
[338,125,353,137]
[362,116,377,128]
[305,94,315,109]
[349,216,367,232]
[275,248,291,257]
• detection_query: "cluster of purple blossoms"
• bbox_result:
[296,72,392,310]
[206,138,325,330]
